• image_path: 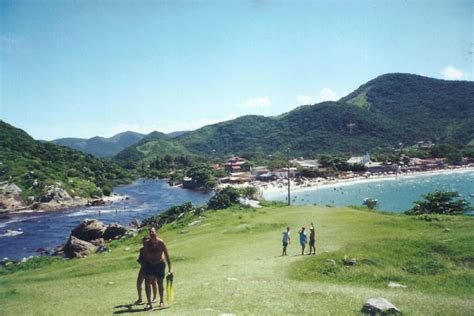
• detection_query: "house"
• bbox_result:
[257,172,276,182]
[347,152,371,166]
[225,157,248,173]
[291,159,320,170]
[251,166,269,176]
[220,172,253,184]
[366,162,399,174]
[272,168,299,178]
[182,177,201,189]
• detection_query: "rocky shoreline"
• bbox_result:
[0,180,129,215]
[0,218,141,268]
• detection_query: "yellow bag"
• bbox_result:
[166,273,174,301]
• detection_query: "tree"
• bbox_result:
[208,186,241,210]
[405,191,471,215]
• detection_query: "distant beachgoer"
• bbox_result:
[282,226,290,256]
[143,227,173,310]
[308,223,316,255]
[135,237,156,304]
[298,227,307,255]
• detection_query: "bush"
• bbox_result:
[405,191,471,215]
[208,186,241,210]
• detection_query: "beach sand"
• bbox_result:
[257,165,474,197]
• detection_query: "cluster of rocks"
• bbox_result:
[56,219,138,259]
[0,181,126,213]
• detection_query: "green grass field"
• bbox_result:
[1,204,473,315]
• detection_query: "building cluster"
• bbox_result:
[215,151,472,185]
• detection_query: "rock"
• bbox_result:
[188,220,202,227]
[124,228,138,238]
[51,245,65,257]
[0,181,26,210]
[361,297,400,314]
[0,257,11,266]
[36,247,51,255]
[96,245,109,254]
[86,199,106,207]
[343,258,357,266]
[102,223,128,240]
[89,238,105,246]
[326,259,337,265]
[71,219,106,241]
[20,256,34,263]
[443,227,451,232]
[130,219,141,228]
[40,185,72,203]
[64,235,96,259]
[387,282,407,288]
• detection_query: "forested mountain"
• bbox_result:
[52,131,145,157]
[0,121,132,209]
[114,73,473,165]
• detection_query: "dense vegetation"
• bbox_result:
[114,73,474,165]
[52,131,145,158]
[0,121,132,201]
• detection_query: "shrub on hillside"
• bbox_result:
[405,191,471,215]
[208,186,241,210]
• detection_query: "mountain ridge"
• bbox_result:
[114,73,474,165]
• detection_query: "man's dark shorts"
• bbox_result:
[283,241,288,247]
[309,239,315,247]
[144,261,166,279]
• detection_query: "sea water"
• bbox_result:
[263,170,474,212]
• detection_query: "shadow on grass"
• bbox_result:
[113,303,170,314]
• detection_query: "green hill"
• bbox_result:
[0,121,132,208]
[1,205,472,314]
[52,131,145,158]
[114,73,474,164]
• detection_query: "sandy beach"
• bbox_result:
[254,165,474,197]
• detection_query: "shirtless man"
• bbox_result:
[143,227,172,310]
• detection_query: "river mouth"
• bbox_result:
[0,179,212,260]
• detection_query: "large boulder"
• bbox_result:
[361,297,400,314]
[71,219,106,241]
[102,224,128,240]
[0,181,26,210]
[64,236,96,258]
[40,185,72,203]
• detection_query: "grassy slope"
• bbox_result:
[1,205,473,315]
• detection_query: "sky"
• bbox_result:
[1,0,472,140]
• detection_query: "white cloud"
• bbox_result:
[317,88,339,102]
[442,66,467,80]
[242,96,271,108]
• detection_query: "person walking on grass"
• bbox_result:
[308,223,316,255]
[143,227,173,310]
[135,237,157,305]
[298,227,307,255]
[282,226,291,256]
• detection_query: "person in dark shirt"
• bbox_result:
[308,223,316,255]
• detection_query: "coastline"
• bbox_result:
[0,193,128,216]
[258,165,474,197]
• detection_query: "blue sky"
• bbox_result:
[1,0,472,140]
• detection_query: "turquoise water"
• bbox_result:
[263,170,474,212]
